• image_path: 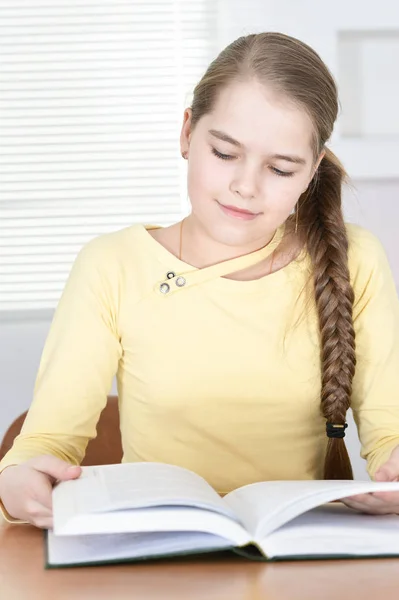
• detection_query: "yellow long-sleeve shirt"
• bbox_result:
[2,222,399,505]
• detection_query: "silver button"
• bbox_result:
[175,276,186,287]
[159,283,170,294]
[166,271,176,279]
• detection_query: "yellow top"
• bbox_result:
[2,222,399,515]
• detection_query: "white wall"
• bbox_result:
[344,180,399,284]
[0,318,47,439]
[343,179,399,478]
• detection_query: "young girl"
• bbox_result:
[2,32,399,529]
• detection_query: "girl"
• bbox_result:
[2,32,399,529]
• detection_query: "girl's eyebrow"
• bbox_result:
[209,129,243,148]
[208,129,307,165]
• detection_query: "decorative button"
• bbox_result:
[175,276,186,287]
[159,283,170,294]
[166,271,176,279]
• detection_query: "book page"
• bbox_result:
[47,529,235,567]
[53,462,238,533]
[260,502,399,559]
[223,479,399,539]
[54,505,250,549]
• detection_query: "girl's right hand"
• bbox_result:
[0,455,82,529]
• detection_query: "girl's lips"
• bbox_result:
[217,201,260,221]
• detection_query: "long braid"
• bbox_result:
[301,148,356,479]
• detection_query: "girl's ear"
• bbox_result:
[180,108,193,156]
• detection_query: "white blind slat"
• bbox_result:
[0,160,177,173]
[1,143,178,154]
[0,1,217,312]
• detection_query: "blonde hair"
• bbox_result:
[190,32,355,479]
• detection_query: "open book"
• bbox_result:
[46,462,399,568]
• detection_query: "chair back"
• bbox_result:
[0,395,123,466]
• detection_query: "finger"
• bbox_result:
[341,495,399,514]
[31,515,53,530]
[341,497,373,509]
[341,498,386,514]
[25,499,52,522]
[368,490,399,503]
[31,489,52,511]
[343,493,374,503]
[375,465,399,482]
[341,499,368,512]
[32,455,82,481]
[342,494,386,508]
[31,474,54,510]
[29,455,81,482]
[345,491,399,505]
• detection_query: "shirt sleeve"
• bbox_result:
[349,226,399,478]
[0,236,123,479]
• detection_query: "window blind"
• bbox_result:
[0,0,217,312]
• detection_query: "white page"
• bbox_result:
[47,530,235,567]
[54,505,250,548]
[224,479,399,539]
[261,503,399,558]
[53,462,238,534]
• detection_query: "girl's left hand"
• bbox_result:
[341,445,399,515]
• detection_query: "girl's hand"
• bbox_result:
[341,445,399,515]
[0,455,81,529]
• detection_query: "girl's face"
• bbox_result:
[180,79,324,248]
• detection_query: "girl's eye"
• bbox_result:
[270,166,294,178]
[212,147,294,177]
[212,147,235,161]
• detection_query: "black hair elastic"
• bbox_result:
[326,422,348,439]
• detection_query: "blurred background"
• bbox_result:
[1,0,399,478]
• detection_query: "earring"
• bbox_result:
[181,151,188,159]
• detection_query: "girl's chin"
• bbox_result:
[207,225,270,249]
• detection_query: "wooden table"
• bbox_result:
[2,520,399,600]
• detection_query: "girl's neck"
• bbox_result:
[179,214,277,269]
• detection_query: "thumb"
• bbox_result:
[29,454,82,482]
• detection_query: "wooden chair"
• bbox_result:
[0,395,123,466]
